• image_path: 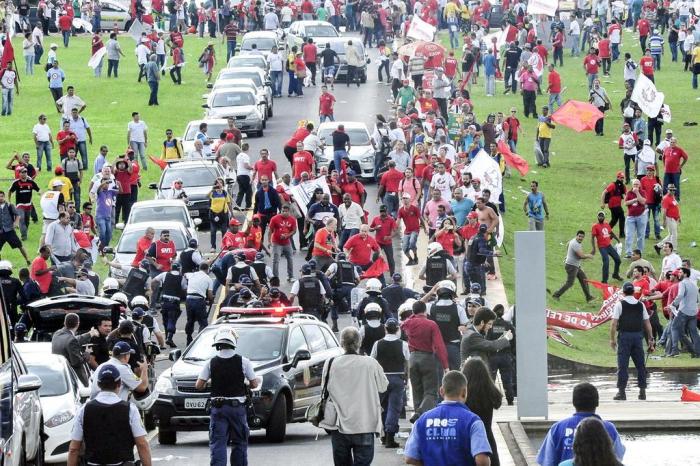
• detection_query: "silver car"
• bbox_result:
[238,30,280,61]
[209,78,270,120]
[286,20,339,50]
[317,121,376,179]
[181,119,232,156]
[216,67,273,117]
[227,55,269,74]
[120,199,202,238]
[203,89,265,137]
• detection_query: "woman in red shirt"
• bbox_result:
[433,218,461,257]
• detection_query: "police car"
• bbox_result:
[153,307,342,444]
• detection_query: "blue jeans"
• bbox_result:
[616,331,647,390]
[287,71,299,96]
[1,88,14,115]
[210,404,249,466]
[448,28,459,49]
[663,172,681,199]
[625,213,648,256]
[652,53,661,70]
[645,204,661,238]
[333,149,347,173]
[570,34,580,56]
[383,193,399,218]
[96,216,113,247]
[76,141,88,170]
[339,227,358,250]
[226,39,236,61]
[669,41,678,61]
[381,374,405,434]
[148,79,159,105]
[62,30,70,47]
[693,67,700,89]
[270,70,283,97]
[598,244,620,283]
[320,114,334,122]
[402,231,418,254]
[36,141,52,170]
[331,283,353,319]
[129,141,148,169]
[548,92,562,111]
[185,296,208,342]
[612,42,620,60]
[587,73,597,89]
[671,313,700,355]
[331,431,374,466]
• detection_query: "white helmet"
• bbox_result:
[366,278,382,293]
[212,327,239,348]
[398,298,417,319]
[427,242,443,256]
[130,295,149,308]
[111,292,129,306]
[0,261,12,271]
[364,302,383,317]
[437,280,456,294]
[102,277,119,291]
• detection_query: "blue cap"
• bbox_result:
[269,287,280,296]
[470,283,481,292]
[255,252,265,261]
[97,364,122,383]
[622,281,635,294]
[240,275,253,286]
[308,259,317,269]
[132,306,146,318]
[112,341,136,356]
[236,251,247,261]
[385,318,399,332]
[392,273,402,282]
[140,259,150,269]
[14,323,27,332]
[240,288,252,299]
[301,264,312,274]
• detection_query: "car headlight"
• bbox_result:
[361,155,375,163]
[45,410,74,428]
[155,374,177,396]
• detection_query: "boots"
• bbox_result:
[638,388,646,400]
[166,333,177,348]
[613,390,626,400]
[332,319,339,332]
[385,433,399,448]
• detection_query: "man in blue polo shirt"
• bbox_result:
[537,382,625,466]
[405,371,491,466]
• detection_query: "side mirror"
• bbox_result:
[115,222,125,230]
[225,177,235,185]
[290,349,311,368]
[169,349,182,362]
[149,183,158,189]
[265,80,272,87]
[16,374,42,393]
[202,104,210,109]
[78,385,90,402]
[194,218,202,226]
[102,246,114,255]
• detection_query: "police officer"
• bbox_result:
[359,302,386,355]
[226,252,261,288]
[129,307,150,355]
[371,318,409,449]
[91,341,149,400]
[195,328,258,466]
[0,260,23,329]
[487,304,516,405]
[14,322,28,342]
[180,238,204,275]
[466,224,500,293]
[357,278,390,324]
[289,263,326,319]
[308,258,333,320]
[131,295,166,349]
[151,262,186,347]
[381,273,420,320]
[107,320,144,372]
[422,280,469,370]
[101,277,120,298]
[611,281,655,401]
[251,252,272,286]
[419,243,459,292]
[68,364,153,466]
[186,262,214,345]
[120,259,152,302]
[325,252,360,331]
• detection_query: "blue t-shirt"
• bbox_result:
[536,412,626,466]
[527,192,544,220]
[405,401,492,466]
[450,198,475,226]
[47,68,65,89]
[483,54,497,77]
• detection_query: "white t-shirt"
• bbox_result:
[430,172,456,201]
[268,52,284,72]
[264,11,279,30]
[186,270,213,296]
[156,39,165,55]
[56,95,85,119]
[33,123,52,142]
[128,120,148,143]
[0,70,16,89]
[569,20,580,35]
[136,44,150,65]
[280,6,293,22]
[236,152,252,176]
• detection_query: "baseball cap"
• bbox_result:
[672,269,684,278]
[131,306,146,318]
[597,210,606,217]
[385,318,399,333]
[112,341,136,356]
[643,139,651,145]
[467,211,478,219]
[392,273,402,282]
[472,177,481,183]
[240,275,253,286]
[269,287,281,297]
[478,224,488,232]
[239,288,252,299]
[622,281,635,294]
[226,133,234,140]
[646,165,655,171]
[666,129,673,134]
[229,218,241,226]
[52,180,65,187]
[97,364,122,383]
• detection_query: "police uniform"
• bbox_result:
[0,272,23,327]
[466,231,495,294]
[357,294,390,324]
[419,254,457,291]
[381,283,419,320]
[428,299,468,370]
[198,348,256,466]
[291,275,326,319]
[370,331,409,444]
[152,270,186,344]
[226,262,259,285]
[359,319,386,355]
[179,247,203,275]
[122,266,150,300]
[251,260,272,286]
[89,357,143,401]
[185,270,213,344]
[487,317,516,404]
[613,294,650,396]
[326,259,359,319]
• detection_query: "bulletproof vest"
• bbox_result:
[132,321,146,352]
[210,355,246,398]
[468,236,487,265]
[430,302,461,343]
[375,338,405,373]
[360,323,386,355]
[228,265,251,285]
[142,314,155,333]
[161,272,182,299]
[487,317,512,353]
[123,267,149,298]
[425,256,447,286]
[618,300,645,333]
[252,262,268,284]
[336,260,356,286]
[298,276,321,310]
[0,277,21,309]
[382,285,405,315]
[83,400,134,464]
[179,248,197,274]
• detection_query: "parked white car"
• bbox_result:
[203,89,265,137]
[317,121,376,179]
[238,30,280,60]
[120,199,201,238]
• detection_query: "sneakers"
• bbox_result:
[612,274,623,281]
[385,433,399,448]
[613,390,626,400]
[638,388,646,400]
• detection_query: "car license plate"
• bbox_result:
[190,210,199,217]
[184,398,207,410]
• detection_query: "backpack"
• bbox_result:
[379,129,391,155]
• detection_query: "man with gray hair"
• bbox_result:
[322,326,388,464]
[145,54,160,106]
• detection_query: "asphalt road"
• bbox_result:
[149,39,408,465]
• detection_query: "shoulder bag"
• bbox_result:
[307,357,337,429]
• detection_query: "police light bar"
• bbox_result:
[219,306,304,317]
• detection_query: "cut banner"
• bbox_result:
[406,15,437,42]
[497,140,529,176]
[88,47,106,69]
[287,176,331,217]
[527,0,558,16]
[631,74,665,118]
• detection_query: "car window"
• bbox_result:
[305,25,338,37]
[130,205,190,226]
[302,325,327,353]
[185,326,285,361]
[212,91,257,107]
[117,228,186,253]
[321,327,339,348]
[26,362,69,397]
[287,326,308,357]
[241,37,277,50]
[318,127,370,145]
[184,123,229,140]
[161,166,218,187]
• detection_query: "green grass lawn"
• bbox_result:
[438,31,700,368]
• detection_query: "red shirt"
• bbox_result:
[598,39,611,58]
[31,256,52,294]
[285,127,310,149]
[435,230,456,255]
[341,180,366,205]
[605,182,626,208]
[553,31,564,49]
[412,153,428,178]
[591,222,613,248]
[380,168,404,193]
[625,190,647,217]
[534,44,548,61]
[504,116,520,141]
[459,223,479,241]
[222,231,247,250]
[269,214,296,246]
[131,236,152,267]
[314,228,335,256]
[253,159,277,180]
[247,225,263,250]
[444,57,458,78]
[417,97,439,114]
[662,146,688,173]
[661,194,680,220]
[319,93,336,116]
[115,170,132,195]
[292,150,314,179]
[129,161,140,186]
[57,130,77,156]
[640,56,654,76]
[652,279,673,310]
[401,314,448,369]
[370,215,397,246]
[301,0,314,13]
[58,14,72,31]
[398,205,421,233]
[152,239,176,272]
[639,175,659,204]
[583,54,600,74]
[302,42,317,63]
[344,233,379,266]
[547,70,561,93]
[638,19,650,37]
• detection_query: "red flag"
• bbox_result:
[0,37,15,70]
[497,140,529,176]
[681,386,700,402]
[360,257,389,279]
[148,155,169,170]
[587,280,618,300]
[546,328,572,346]
[551,100,604,132]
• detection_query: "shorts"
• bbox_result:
[0,230,23,249]
[324,66,336,77]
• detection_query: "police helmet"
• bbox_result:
[0,260,12,272]
[171,261,181,271]
[269,287,281,297]
[139,259,151,269]
[255,252,265,261]
[240,275,254,286]
[188,238,198,248]
[427,242,443,257]
[366,278,382,293]
[397,298,416,319]
[301,263,312,274]
[364,302,383,318]
[102,277,119,291]
[212,327,238,348]
[437,280,456,296]
[470,282,482,294]
[336,252,347,261]
[248,300,264,308]
[131,295,149,308]
[111,292,129,306]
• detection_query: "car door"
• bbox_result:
[13,350,42,462]
[101,2,127,31]
[299,324,331,401]
[285,325,314,417]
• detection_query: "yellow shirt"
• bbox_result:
[161,138,184,160]
[444,2,459,19]
[692,46,700,65]
[48,176,73,201]
[538,120,554,139]
[460,5,471,20]
[209,190,231,214]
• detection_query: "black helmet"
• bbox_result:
[189,238,198,248]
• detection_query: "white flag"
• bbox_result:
[87,47,106,69]
[406,16,436,42]
[631,74,665,118]
[527,0,558,16]
[289,176,331,216]
[469,150,503,207]
[660,104,672,123]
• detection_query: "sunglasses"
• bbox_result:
[175,182,183,185]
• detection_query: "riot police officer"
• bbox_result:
[0,260,23,329]
[423,280,468,370]
[308,259,333,320]
[195,328,258,466]
[466,224,500,294]
[180,238,204,275]
[325,252,360,331]
[101,277,120,298]
[487,303,516,405]
[289,263,326,319]
[131,295,166,349]
[381,273,420,320]
[251,252,272,287]
[122,259,151,302]
[357,278,390,324]
[226,252,261,289]
[185,262,214,345]
[151,262,186,347]
[419,243,459,292]
[359,302,386,355]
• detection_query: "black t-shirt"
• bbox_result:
[505,48,522,68]
[331,130,350,151]
[18,4,30,15]
[320,48,338,68]
[9,178,40,207]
